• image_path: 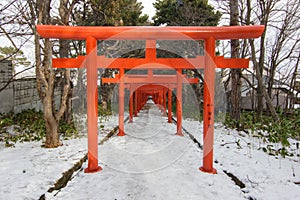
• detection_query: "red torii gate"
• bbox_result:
[102,72,199,134]
[37,25,264,174]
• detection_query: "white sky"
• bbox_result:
[138,0,156,20]
[1,0,157,72]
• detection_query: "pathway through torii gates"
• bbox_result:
[37,25,264,174]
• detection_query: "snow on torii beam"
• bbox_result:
[37,25,264,174]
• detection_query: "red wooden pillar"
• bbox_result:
[140,91,143,110]
[129,86,133,123]
[118,68,125,136]
[137,90,140,111]
[163,88,167,116]
[142,93,145,108]
[134,90,138,116]
[85,36,102,173]
[176,69,183,136]
[200,37,217,174]
[144,93,147,106]
[158,90,162,111]
[138,90,141,112]
[161,89,164,113]
[168,88,172,123]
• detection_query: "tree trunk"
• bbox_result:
[230,70,242,119]
[44,101,60,147]
[30,0,71,148]
[257,64,279,121]
[256,77,264,115]
[256,24,265,117]
[64,85,73,124]
[250,38,279,121]
[289,51,300,111]
[100,69,115,112]
[77,68,86,113]
[59,0,74,124]
[229,0,241,123]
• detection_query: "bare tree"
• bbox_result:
[287,51,300,111]
[217,0,300,118]
[1,0,77,147]
[0,0,33,64]
[245,0,299,119]
[57,0,79,124]
[229,0,242,124]
[27,0,71,147]
[246,0,279,120]
[265,1,300,108]
[0,1,35,96]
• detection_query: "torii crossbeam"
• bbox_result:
[37,25,264,174]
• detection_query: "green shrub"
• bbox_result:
[59,120,78,139]
[0,109,80,145]
[224,110,300,157]
[98,105,113,117]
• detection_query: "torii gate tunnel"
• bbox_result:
[37,25,264,174]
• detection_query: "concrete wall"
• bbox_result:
[13,78,43,113]
[0,60,14,113]
[241,90,290,110]
[0,60,61,114]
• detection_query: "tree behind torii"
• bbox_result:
[29,0,149,147]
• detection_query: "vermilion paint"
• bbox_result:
[37,25,264,174]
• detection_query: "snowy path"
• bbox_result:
[1,101,299,199]
[51,102,245,200]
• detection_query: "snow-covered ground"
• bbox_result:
[0,115,118,200]
[0,101,299,200]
